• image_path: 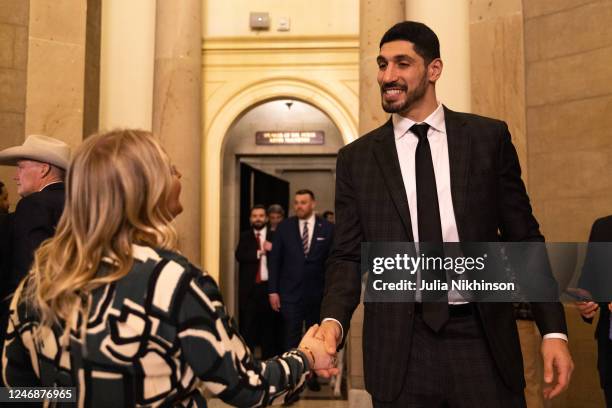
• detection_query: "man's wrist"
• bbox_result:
[542,333,568,342]
[321,318,343,343]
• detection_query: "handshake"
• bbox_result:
[297,321,342,375]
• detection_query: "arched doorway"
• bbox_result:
[201,78,358,305]
[219,98,345,313]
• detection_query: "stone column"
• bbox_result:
[99,0,156,130]
[359,0,406,134]
[469,0,527,178]
[0,0,29,210]
[406,0,471,112]
[25,0,87,148]
[352,3,405,406]
[152,0,202,263]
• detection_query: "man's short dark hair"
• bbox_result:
[379,21,440,66]
[0,181,4,191]
[295,189,315,200]
[322,210,334,218]
[250,204,266,215]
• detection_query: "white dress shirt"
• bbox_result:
[326,104,566,342]
[254,226,269,281]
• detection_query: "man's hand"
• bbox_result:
[269,293,281,312]
[576,301,599,319]
[263,241,273,252]
[313,320,342,378]
[541,338,574,400]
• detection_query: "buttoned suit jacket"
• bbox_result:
[321,106,567,401]
[268,216,334,303]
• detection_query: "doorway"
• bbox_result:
[220,99,343,315]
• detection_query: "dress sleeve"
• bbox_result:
[177,269,310,407]
[2,283,41,387]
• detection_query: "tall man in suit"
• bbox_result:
[235,204,282,358]
[576,216,612,407]
[268,189,334,351]
[314,21,573,407]
[0,135,70,292]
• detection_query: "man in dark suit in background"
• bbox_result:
[0,180,13,383]
[314,21,573,407]
[269,189,334,388]
[576,216,612,407]
[269,189,334,349]
[235,204,282,358]
[0,135,70,293]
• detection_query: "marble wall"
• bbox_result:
[0,0,29,210]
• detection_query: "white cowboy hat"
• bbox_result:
[0,134,71,170]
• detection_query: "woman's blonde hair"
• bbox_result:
[24,129,178,340]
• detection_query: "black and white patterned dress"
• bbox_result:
[2,245,310,407]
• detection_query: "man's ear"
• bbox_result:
[40,163,51,178]
[428,58,443,82]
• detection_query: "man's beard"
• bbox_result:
[380,74,428,114]
[252,222,266,230]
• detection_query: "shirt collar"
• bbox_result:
[39,180,63,192]
[253,226,267,235]
[300,213,315,225]
[392,103,446,140]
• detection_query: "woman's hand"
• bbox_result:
[298,324,338,372]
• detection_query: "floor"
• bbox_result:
[208,380,349,407]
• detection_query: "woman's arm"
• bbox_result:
[177,270,310,407]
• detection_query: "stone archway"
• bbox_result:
[201,77,358,281]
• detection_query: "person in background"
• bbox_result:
[322,210,335,224]
[0,135,70,292]
[267,204,285,232]
[2,129,337,407]
[576,216,612,407]
[0,180,12,385]
[0,181,8,214]
[236,204,282,358]
[268,189,334,391]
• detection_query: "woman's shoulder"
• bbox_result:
[129,244,222,313]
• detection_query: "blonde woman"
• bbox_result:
[2,130,336,407]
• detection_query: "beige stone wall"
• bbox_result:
[25,0,87,148]
[0,0,29,210]
[525,0,612,243]
[203,0,358,38]
[523,1,612,407]
[469,0,528,178]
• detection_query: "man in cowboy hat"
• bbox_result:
[0,134,71,290]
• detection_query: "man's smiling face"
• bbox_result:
[377,40,430,116]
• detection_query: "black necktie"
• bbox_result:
[412,123,449,332]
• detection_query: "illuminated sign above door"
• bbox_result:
[255,131,325,145]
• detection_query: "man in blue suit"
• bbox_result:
[268,189,334,354]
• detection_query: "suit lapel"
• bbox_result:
[443,106,470,239]
[293,217,306,258]
[372,119,414,241]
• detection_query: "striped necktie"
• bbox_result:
[302,221,310,255]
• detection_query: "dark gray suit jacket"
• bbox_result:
[321,107,567,401]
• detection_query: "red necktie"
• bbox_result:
[255,232,262,283]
